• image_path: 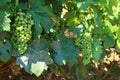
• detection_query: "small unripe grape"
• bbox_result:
[75,32,93,65]
[11,10,34,54]
[16,26,23,31]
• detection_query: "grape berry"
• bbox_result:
[11,10,34,54]
[75,32,93,64]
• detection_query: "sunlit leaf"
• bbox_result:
[17,40,53,76]
[92,38,102,66]
[0,11,11,32]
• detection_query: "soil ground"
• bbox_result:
[0,51,120,80]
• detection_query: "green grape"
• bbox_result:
[16,26,23,31]
[17,43,28,54]
[75,32,93,65]
[11,10,34,54]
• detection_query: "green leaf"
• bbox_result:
[64,11,75,26]
[103,37,115,49]
[104,21,114,38]
[60,0,67,3]
[17,40,53,76]
[0,4,15,16]
[94,10,102,25]
[76,0,87,2]
[116,28,120,40]
[51,0,62,16]
[92,38,102,66]
[32,6,54,17]
[0,11,11,32]
[0,31,11,39]
[66,1,77,10]
[0,39,12,62]
[28,0,44,9]
[52,35,79,66]
[92,27,104,37]
[31,9,54,38]
[17,3,29,10]
[29,0,55,17]
[69,26,81,35]
[0,0,11,5]
[32,12,42,39]
[31,62,48,77]
[116,39,120,52]
[40,15,54,32]
[79,0,91,10]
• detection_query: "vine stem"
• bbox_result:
[15,0,19,6]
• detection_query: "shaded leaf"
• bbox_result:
[79,1,91,10]
[40,15,54,32]
[0,0,11,5]
[17,3,29,10]
[52,35,79,66]
[32,12,42,39]
[32,6,54,17]
[31,9,54,38]
[0,39,12,62]
[69,26,81,35]
[103,37,115,49]
[95,10,102,25]
[52,0,62,16]
[28,0,44,9]
[0,3,15,16]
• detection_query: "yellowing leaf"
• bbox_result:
[31,62,48,77]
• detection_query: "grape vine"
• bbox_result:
[11,10,34,54]
[0,0,120,79]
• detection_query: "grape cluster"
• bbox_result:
[11,10,34,54]
[75,32,93,64]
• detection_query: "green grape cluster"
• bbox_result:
[11,10,34,54]
[75,32,93,65]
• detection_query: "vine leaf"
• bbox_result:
[52,35,79,66]
[28,0,44,9]
[32,12,42,39]
[31,8,54,39]
[29,0,56,38]
[40,15,54,32]
[116,40,120,52]
[17,40,53,76]
[94,10,102,25]
[51,0,62,16]
[0,11,11,32]
[103,37,115,49]
[92,38,102,66]
[31,62,48,77]
[78,0,91,10]
[0,39,12,62]
[116,28,120,52]
[30,0,53,16]
[0,0,11,5]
